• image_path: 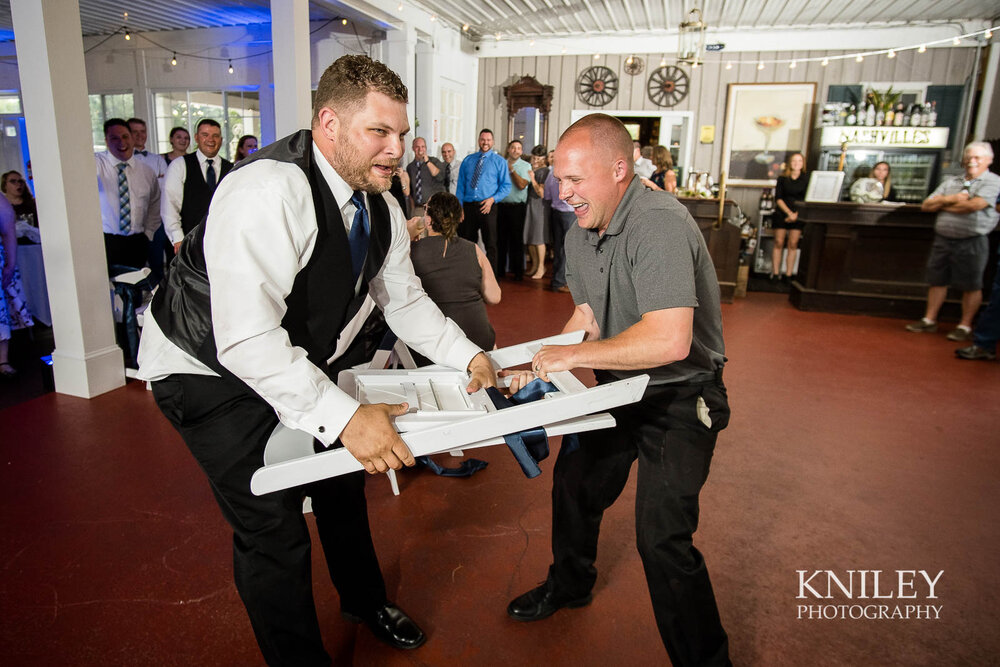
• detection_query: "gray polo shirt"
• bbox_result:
[929,170,1000,238]
[565,177,726,385]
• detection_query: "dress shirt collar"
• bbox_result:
[106,151,133,168]
[195,149,216,167]
[311,140,364,213]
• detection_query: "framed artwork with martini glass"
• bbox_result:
[721,82,817,186]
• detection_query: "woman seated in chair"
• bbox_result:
[409,192,501,365]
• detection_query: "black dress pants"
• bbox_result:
[151,373,387,667]
[459,200,498,274]
[496,201,526,280]
[548,372,732,667]
[104,232,149,272]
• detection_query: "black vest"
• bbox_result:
[179,152,233,235]
[150,130,393,381]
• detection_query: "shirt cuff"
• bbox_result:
[442,337,487,375]
[286,385,362,447]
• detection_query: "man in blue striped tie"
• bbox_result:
[455,128,511,273]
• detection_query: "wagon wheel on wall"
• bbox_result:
[577,66,618,107]
[647,65,690,107]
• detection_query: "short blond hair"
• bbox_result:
[561,114,634,173]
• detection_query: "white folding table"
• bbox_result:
[251,332,649,496]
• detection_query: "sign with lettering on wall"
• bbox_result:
[819,126,950,149]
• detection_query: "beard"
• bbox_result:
[330,136,398,194]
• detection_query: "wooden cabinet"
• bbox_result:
[677,197,742,303]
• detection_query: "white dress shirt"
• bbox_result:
[138,140,483,447]
[634,157,655,179]
[95,151,161,238]
[446,157,462,194]
[161,149,221,244]
[133,150,168,181]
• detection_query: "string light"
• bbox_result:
[887,50,895,58]
[561,47,567,54]
[397,3,403,10]
[725,61,732,70]
[341,18,348,26]
[529,40,535,46]
[659,57,667,67]
[124,30,131,41]
[171,53,177,66]
[789,60,796,69]
[918,44,926,53]
[986,29,993,39]
[952,36,960,45]
[757,61,764,70]
[228,60,234,74]
[462,24,469,31]
[855,54,864,62]
[495,33,501,41]
[593,53,600,59]
[626,55,633,65]
[429,15,436,22]
[821,58,829,66]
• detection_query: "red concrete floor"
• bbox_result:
[2,281,998,666]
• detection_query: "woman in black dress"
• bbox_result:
[409,192,501,365]
[162,126,190,165]
[771,152,807,280]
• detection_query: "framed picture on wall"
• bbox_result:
[721,82,816,186]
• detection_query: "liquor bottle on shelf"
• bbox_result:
[865,103,876,126]
[909,104,922,126]
[893,104,906,126]
[839,104,848,125]
[884,106,894,126]
[876,107,886,126]
[927,101,937,127]
[846,104,857,126]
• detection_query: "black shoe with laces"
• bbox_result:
[507,580,592,622]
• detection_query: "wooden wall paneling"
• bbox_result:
[927,48,951,84]
[557,56,577,135]
[479,61,493,149]
[692,59,716,171]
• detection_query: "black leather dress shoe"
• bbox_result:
[343,602,426,649]
[507,582,592,622]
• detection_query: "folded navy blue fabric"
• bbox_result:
[417,456,489,477]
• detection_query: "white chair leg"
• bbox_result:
[386,468,400,496]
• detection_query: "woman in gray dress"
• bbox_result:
[410,192,501,364]
[523,145,550,280]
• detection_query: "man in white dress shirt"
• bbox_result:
[127,117,168,180]
[161,118,233,252]
[138,55,495,664]
[95,118,160,270]
[441,142,461,194]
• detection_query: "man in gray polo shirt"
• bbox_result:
[906,141,1000,340]
[506,114,731,666]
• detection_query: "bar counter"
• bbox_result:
[791,201,965,319]
[676,197,741,303]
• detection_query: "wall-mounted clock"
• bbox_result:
[647,65,690,107]
[577,66,618,106]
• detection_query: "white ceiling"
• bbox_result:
[0,0,997,42]
[410,0,1000,40]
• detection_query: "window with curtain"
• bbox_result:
[153,90,260,160]
[89,92,135,152]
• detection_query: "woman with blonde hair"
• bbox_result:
[409,192,500,363]
[771,151,808,280]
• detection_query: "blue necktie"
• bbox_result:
[470,151,488,192]
[414,164,423,205]
[205,159,216,190]
[349,190,370,285]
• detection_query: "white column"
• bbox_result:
[384,23,418,140]
[270,0,312,137]
[415,40,436,154]
[11,0,125,397]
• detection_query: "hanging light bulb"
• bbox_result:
[228,60,234,74]
[659,56,667,67]
[462,24,469,32]
[692,60,698,69]
[626,55,633,65]
[757,61,764,70]
[952,36,960,45]
[561,47,567,54]
[789,60,797,69]
[123,12,128,20]
[918,44,926,53]
[821,58,829,66]
[855,54,863,62]
[495,33,501,41]
[171,53,177,66]
[887,50,896,59]
[985,29,993,40]
[529,40,535,47]
[725,61,732,70]
[124,30,131,41]
[341,18,348,25]
[593,53,600,60]
[397,3,403,10]
[429,15,436,22]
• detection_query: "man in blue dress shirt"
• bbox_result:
[455,128,511,274]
